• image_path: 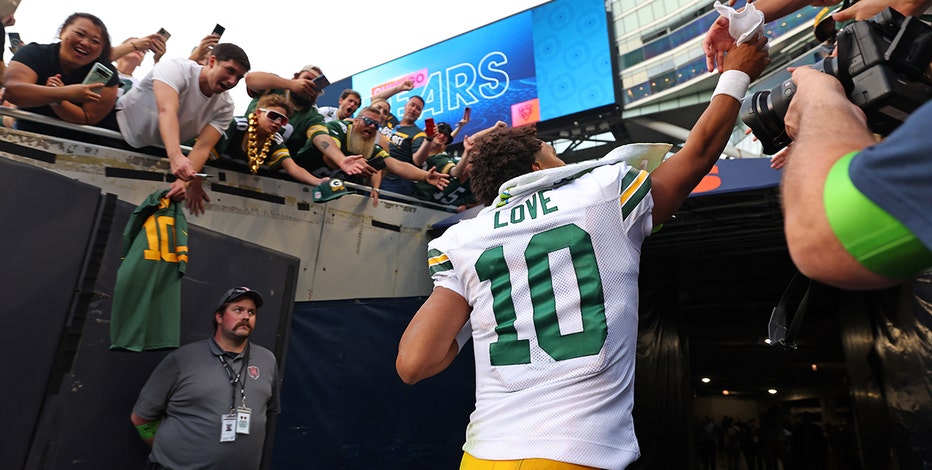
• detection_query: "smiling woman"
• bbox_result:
[2,12,119,136]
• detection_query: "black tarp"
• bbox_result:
[2,157,299,469]
[873,275,932,467]
[273,266,695,469]
[274,298,476,469]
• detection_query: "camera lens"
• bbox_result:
[740,79,796,155]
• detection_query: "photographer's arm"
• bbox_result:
[781,67,896,289]
[834,0,932,21]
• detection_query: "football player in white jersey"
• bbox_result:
[397,36,770,470]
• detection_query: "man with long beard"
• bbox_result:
[295,106,449,203]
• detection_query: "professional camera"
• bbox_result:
[741,8,932,155]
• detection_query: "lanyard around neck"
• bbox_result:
[217,343,250,411]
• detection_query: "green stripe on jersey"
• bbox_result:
[427,248,453,275]
[621,169,651,219]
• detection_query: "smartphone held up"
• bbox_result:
[313,74,330,90]
[8,31,23,53]
[83,62,114,90]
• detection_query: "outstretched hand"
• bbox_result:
[426,168,450,190]
[769,145,790,169]
[340,154,375,177]
[185,177,210,216]
[703,16,734,73]
[189,34,219,63]
[463,134,475,153]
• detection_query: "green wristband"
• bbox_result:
[135,420,160,440]
[824,151,932,278]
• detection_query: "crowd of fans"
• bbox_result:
[0,12,494,214]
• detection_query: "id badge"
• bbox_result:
[236,407,252,435]
[220,413,237,442]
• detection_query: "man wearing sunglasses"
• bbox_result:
[295,106,449,204]
[209,94,329,188]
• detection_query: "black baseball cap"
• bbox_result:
[216,286,264,311]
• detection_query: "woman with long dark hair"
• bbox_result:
[3,12,118,136]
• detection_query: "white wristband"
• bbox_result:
[711,70,751,102]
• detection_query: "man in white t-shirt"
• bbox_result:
[115,43,250,214]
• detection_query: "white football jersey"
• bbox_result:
[428,144,666,469]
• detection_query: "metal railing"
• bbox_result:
[0,106,457,211]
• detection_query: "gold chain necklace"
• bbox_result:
[246,113,273,174]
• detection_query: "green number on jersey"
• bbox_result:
[475,224,607,366]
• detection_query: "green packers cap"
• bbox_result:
[313,179,349,203]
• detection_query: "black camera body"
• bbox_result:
[741,8,932,155]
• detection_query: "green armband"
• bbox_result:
[823,151,932,278]
[135,420,160,440]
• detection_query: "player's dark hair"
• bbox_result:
[470,126,541,206]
